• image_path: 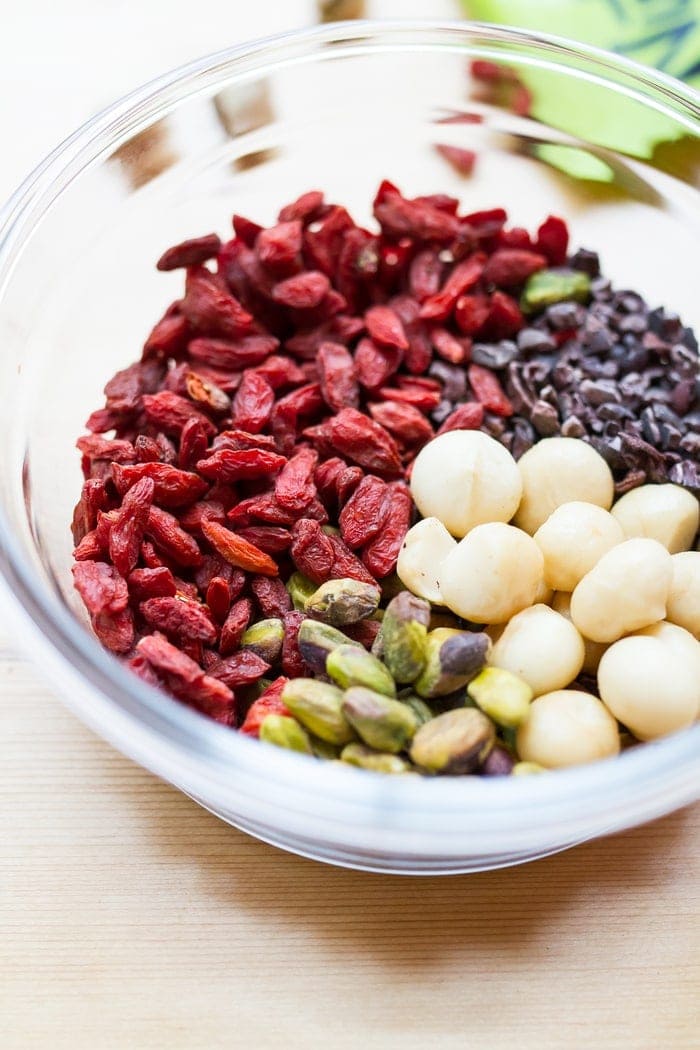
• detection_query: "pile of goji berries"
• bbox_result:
[71,180,568,727]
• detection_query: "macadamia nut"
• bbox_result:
[513,437,614,535]
[551,591,608,674]
[516,690,620,768]
[598,622,700,740]
[570,538,672,643]
[489,604,585,696]
[611,483,699,553]
[534,502,624,591]
[667,551,700,637]
[396,517,457,605]
[409,430,522,538]
[440,522,544,623]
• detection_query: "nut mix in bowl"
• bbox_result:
[0,21,699,872]
[72,178,700,775]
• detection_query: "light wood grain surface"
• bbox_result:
[2,626,699,1050]
[2,3,699,1047]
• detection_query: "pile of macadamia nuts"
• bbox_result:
[398,431,700,770]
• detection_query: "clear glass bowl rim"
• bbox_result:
[0,18,698,842]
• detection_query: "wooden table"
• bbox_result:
[2,628,698,1049]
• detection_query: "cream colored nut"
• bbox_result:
[570,538,671,643]
[534,502,624,591]
[440,522,544,624]
[611,483,699,553]
[551,591,608,674]
[396,517,457,604]
[598,622,700,741]
[409,430,522,538]
[489,604,585,696]
[667,551,700,637]
[513,437,614,535]
[516,689,620,768]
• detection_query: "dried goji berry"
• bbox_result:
[327,408,402,476]
[454,293,491,335]
[408,250,443,302]
[290,519,335,584]
[365,305,409,351]
[232,371,275,433]
[92,607,135,654]
[240,677,290,736]
[419,253,485,321]
[109,476,155,577]
[335,465,365,506]
[146,506,203,567]
[232,214,264,247]
[201,519,279,576]
[113,461,208,508]
[143,311,190,360]
[468,363,514,417]
[482,249,546,287]
[338,475,389,548]
[437,401,485,434]
[127,566,177,601]
[278,190,325,223]
[142,391,216,439]
[219,597,253,656]
[430,327,470,365]
[206,576,231,623]
[484,290,524,340]
[317,342,359,412]
[140,595,218,644]
[354,338,403,390]
[196,448,286,483]
[361,482,412,578]
[535,214,569,264]
[251,575,292,618]
[368,401,434,446]
[208,649,271,689]
[273,447,317,514]
[256,221,303,275]
[235,526,292,554]
[181,266,253,338]
[434,144,477,176]
[188,334,278,370]
[281,611,307,677]
[157,233,221,271]
[272,271,330,308]
[72,560,129,616]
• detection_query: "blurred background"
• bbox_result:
[2,0,698,203]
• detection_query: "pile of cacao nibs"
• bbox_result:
[70,180,699,739]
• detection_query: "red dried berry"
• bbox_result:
[468,364,514,417]
[251,576,292,619]
[256,221,303,275]
[113,461,208,508]
[364,305,409,351]
[206,576,231,623]
[209,649,271,690]
[232,371,275,433]
[281,611,307,678]
[434,144,477,176]
[72,560,129,616]
[317,342,359,412]
[182,266,253,338]
[437,401,485,434]
[290,519,335,584]
[419,253,486,321]
[240,677,290,736]
[220,598,253,656]
[338,475,389,549]
[146,506,203,567]
[157,233,222,271]
[108,476,155,577]
[482,249,547,287]
[140,596,218,645]
[368,401,434,445]
[196,448,286,484]
[361,482,412,578]
[201,519,279,576]
[272,271,330,308]
[536,215,569,265]
[128,566,177,601]
[326,408,403,476]
[274,447,319,513]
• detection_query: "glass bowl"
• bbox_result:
[0,20,698,874]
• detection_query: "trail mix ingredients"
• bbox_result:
[72,182,699,775]
[516,690,621,769]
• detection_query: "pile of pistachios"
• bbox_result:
[257,576,538,776]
